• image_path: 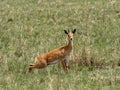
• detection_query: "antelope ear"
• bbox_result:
[72,29,76,34]
[64,30,68,34]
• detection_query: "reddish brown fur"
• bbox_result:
[28,29,76,72]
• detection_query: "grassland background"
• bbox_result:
[0,0,120,90]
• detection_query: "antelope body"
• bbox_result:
[28,29,76,72]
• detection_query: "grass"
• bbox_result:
[0,0,120,90]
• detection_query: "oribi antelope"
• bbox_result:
[28,29,76,72]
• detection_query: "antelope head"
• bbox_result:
[64,29,76,43]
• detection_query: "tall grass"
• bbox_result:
[0,0,120,90]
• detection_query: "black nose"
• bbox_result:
[71,38,72,40]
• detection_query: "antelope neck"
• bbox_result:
[67,40,73,50]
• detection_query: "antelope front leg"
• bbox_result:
[61,59,69,73]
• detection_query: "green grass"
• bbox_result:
[0,0,120,90]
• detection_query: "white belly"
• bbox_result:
[48,60,59,65]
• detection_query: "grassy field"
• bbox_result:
[0,0,120,90]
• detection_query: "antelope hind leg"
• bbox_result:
[28,60,47,72]
[28,64,36,72]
